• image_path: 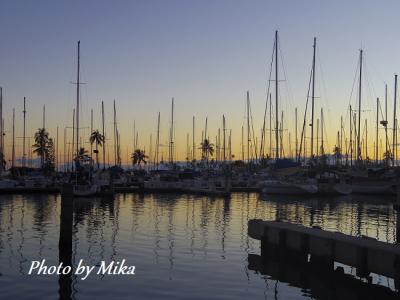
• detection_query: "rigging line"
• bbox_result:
[249,100,258,160]
[277,38,294,115]
[344,54,361,127]
[260,36,275,157]
[316,46,333,140]
[322,113,331,155]
[297,65,313,161]
[363,58,377,128]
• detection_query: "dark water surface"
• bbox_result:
[0,193,399,299]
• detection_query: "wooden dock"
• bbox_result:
[248,219,400,287]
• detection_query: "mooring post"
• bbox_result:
[59,183,73,300]
[395,184,400,210]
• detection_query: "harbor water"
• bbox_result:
[0,192,398,299]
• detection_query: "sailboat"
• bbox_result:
[258,32,318,195]
[69,41,100,197]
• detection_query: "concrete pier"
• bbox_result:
[248,219,400,288]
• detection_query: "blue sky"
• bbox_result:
[0,0,399,161]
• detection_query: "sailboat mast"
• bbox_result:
[385,84,388,164]
[23,97,26,168]
[269,93,272,157]
[56,126,59,171]
[241,126,244,161]
[275,30,279,159]
[223,115,226,163]
[393,74,398,166]
[376,98,379,164]
[169,98,174,164]
[43,105,45,129]
[310,37,316,158]
[12,108,15,169]
[321,108,324,154]
[0,87,2,158]
[156,112,160,170]
[90,109,93,164]
[365,119,367,159]
[340,116,343,164]
[76,41,80,161]
[295,107,298,158]
[101,101,106,170]
[133,120,136,149]
[72,108,75,171]
[192,116,195,161]
[204,116,208,141]
[350,105,352,166]
[113,100,117,166]
[247,91,250,163]
[357,49,362,162]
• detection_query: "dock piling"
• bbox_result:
[59,183,73,300]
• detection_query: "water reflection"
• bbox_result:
[0,192,398,299]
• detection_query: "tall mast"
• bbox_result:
[22,97,26,168]
[385,84,388,164]
[12,108,15,169]
[217,128,221,162]
[192,116,195,161]
[169,98,174,164]
[393,74,398,166]
[156,112,160,169]
[376,98,379,164]
[0,87,2,158]
[204,116,208,141]
[43,105,45,129]
[90,108,93,164]
[365,119,368,159]
[113,100,118,166]
[223,115,226,163]
[72,108,75,171]
[247,91,250,163]
[321,108,324,155]
[101,101,106,169]
[357,49,363,162]
[56,126,59,171]
[316,119,319,157]
[310,37,316,158]
[241,125,244,161]
[340,116,343,164]
[295,107,298,158]
[274,30,279,159]
[76,40,80,161]
[269,93,272,157]
[350,105,352,166]
[63,127,66,171]
[133,120,136,149]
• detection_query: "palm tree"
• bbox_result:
[90,129,104,169]
[77,147,89,160]
[200,139,214,162]
[131,149,148,169]
[383,150,393,163]
[333,146,341,166]
[33,128,49,168]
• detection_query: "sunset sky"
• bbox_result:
[1,0,400,165]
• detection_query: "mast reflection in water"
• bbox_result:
[0,193,398,299]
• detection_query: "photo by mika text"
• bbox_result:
[28,259,136,280]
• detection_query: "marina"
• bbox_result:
[2,1,400,299]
